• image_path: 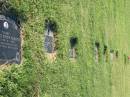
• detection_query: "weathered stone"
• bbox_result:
[0,15,21,64]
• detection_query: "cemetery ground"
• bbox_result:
[0,0,130,97]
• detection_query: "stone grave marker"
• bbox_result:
[44,19,57,61]
[69,37,78,59]
[115,50,119,59]
[103,45,108,62]
[44,19,57,53]
[0,15,21,64]
[95,42,100,63]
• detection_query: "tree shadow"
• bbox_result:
[0,1,27,27]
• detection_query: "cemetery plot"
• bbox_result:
[0,15,21,64]
[69,37,78,59]
[44,19,58,61]
[94,42,100,63]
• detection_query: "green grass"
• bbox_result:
[0,0,130,97]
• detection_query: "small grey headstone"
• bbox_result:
[69,37,77,58]
[44,19,57,53]
[44,31,55,53]
[69,48,76,58]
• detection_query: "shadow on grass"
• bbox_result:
[45,18,58,33]
[0,0,27,27]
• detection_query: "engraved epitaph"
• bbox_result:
[0,15,21,64]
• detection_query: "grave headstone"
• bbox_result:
[44,32,54,53]
[115,50,118,58]
[69,37,78,59]
[44,19,57,53]
[0,15,21,64]
[44,19,57,62]
[95,42,100,63]
[103,45,108,62]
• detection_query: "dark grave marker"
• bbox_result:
[69,37,78,59]
[115,50,119,58]
[44,19,57,53]
[95,42,100,63]
[103,45,108,62]
[0,15,21,64]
